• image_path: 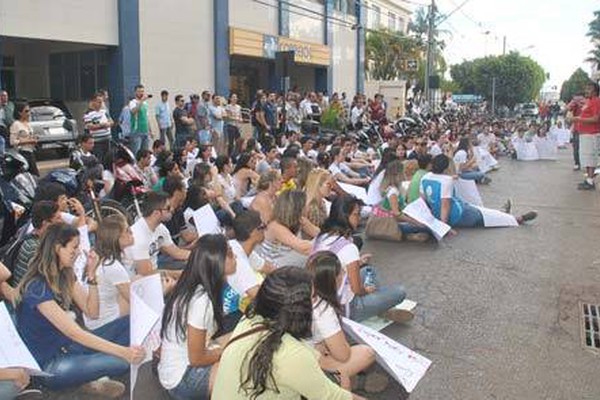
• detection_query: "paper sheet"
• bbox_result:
[0,302,49,377]
[455,179,483,207]
[474,206,519,227]
[338,182,369,204]
[474,146,498,174]
[342,318,431,393]
[403,198,451,241]
[73,225,91,284]
[130,275,164,395]
[192,204,221,237]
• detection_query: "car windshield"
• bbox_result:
[29,106,65,122]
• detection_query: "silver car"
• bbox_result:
[28,99,79,151]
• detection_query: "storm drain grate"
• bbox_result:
[581,303,600,350]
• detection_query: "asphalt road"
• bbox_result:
[366,149,600,400]
[46,148,600,400]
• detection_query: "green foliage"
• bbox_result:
[365,29,423,81]
[449,52,546,108]
[560,68,593,102]
[586,10,600,70]
[320,106,343,130]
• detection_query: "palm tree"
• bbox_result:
[587,10,600,40]
[585,45,600,71]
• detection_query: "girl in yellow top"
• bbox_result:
[212,267,366,400]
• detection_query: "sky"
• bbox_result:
[408,0,598,90]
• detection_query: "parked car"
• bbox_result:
[26,98,79,151]
[520,102,539,119]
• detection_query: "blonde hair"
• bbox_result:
[380,160,405,194]
[96,214,129,264]
[304,169,331,227]
[403,160,419,181]
[257,170,281,191]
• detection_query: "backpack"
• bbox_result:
[0,232,35,275]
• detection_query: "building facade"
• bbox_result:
[0,0,375,122]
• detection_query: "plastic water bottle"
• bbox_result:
[363,266,376,289]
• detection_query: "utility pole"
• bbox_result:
[502,36,506,56]
[425,0,435,105]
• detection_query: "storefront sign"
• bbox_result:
[230,27,330,66]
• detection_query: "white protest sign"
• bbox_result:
[0,302,50,377]
[403,198,451,241]
[474,146,498,174]
[455,178,483,207]
[130,275,164,395]
[342,317,431,393]
[338,182,368,204]
[474,206,518,227]
[192,204,221,237]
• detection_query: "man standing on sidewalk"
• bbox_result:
[83,92,113,162]
[567,94,585,170]
[0,90,15,154]
[129,84,152,154]
[572,83,600,190]
[155,90,174,149]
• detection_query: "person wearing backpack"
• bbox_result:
[9,201,62,288]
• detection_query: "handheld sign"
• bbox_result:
[192,204,221,237]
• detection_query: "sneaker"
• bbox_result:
[405,232,430,242]
[501,198,512,214]
[381,308,414,324]
[80,378,125,399]
[518,211,538,224]
[480,176,492,185]
[15,389,43,400]
[574,164,581,171]
[577,181,596,191]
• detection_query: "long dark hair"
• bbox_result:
[455,137,470,155]
[319,195,361,238]
[374,147,399,176]
[160,234,228,342]
[233,152,253,175]
[241,267,313,399]
[306,251,343,314]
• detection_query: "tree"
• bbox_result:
[449,52,546,108]
[560,68,592,102]
[586,10,600,70]
[365,29,423,81]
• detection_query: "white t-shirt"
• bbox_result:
[311,298,341,345]
[313,235,360,306]
[366,171,384,206]
[86,259,131,330]
[453,149,468,166]
[124,218,174,272]
[158,289,217,390]
[227,240,260,296]
[83,109,111,138]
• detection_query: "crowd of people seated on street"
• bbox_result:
[0,85,555,400]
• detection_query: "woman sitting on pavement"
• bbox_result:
[373,160,430,242]
[307,251,386,393]
[158,234,236,400]
[256,190,314,268]
[212,266,365,400]
[232,152,260,199]
[420,154,537,230]
[303,168,334,235]
[213,155,244,220]
[313,195,413,323]
[15,223,144,397]
[84,215,134,331]
[453,137,491,184]
[249,169,282,223]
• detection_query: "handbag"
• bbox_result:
[365,214,402,242]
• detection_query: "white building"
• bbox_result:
[0,0,372,123]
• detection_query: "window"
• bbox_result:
[372,5,381,28]
[388,12,396,31]
[49,50,108,101]
[398,17,406,33]
[334,0,356,16]
[1,56,16,96]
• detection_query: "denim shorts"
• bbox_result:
[168,365,212,400]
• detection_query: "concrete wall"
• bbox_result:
[139,0,215,134]
[230,0,278,36]
[0,0,118,45]
[331,11,357,96]
[289,0,325,44]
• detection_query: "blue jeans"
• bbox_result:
[460,170,485,182]
[454,203,484,228]
[0,381,18,399]
[0,135,5,156]
[40,316,130,390]
[349,267,406,322]
[399,222,430,235]
[128,132,149,156]
[167,365,212,400]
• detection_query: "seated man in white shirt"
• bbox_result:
[124,191,190,277]
[328,146,369,186]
